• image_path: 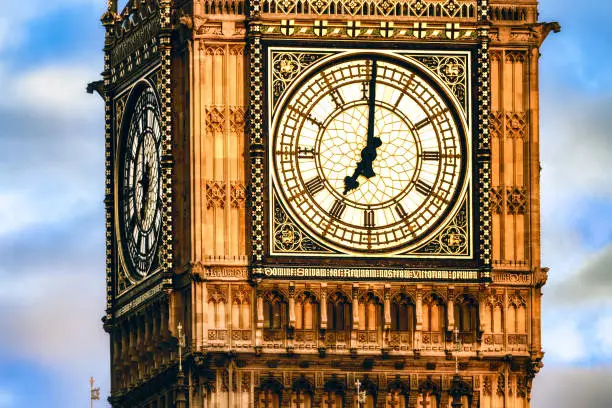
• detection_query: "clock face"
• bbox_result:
[272,54,467,254]
[119,85,162,277]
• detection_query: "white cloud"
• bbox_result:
[0,171,101,238]
[0,64,101,120]
[532,366,612,407]
[546,245,612,304]
[0,59,104,237]
[543,317,587,363]
[540,91,612,201]
[595,315,612,357]
[0,270,107,370]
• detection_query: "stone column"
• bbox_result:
[344,389,355,408]
[414,286,423,349]
[255,291,264,347]
[320,283,328,329]
[447,286,455,333]
[408,390,419,408]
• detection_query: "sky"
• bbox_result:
[0,0,610,407]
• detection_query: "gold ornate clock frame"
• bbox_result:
[94,0,558,407]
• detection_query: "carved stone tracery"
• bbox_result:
[505,112,527,139]
[206,180,227,209]
[205,106,225,133]
[490,186,527,215]
[229,106,246,132]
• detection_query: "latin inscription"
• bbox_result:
[260,267,480,280]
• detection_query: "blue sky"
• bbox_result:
[0,0,611,407]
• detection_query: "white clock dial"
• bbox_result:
[119,85,163,277]
[272,54,466,254]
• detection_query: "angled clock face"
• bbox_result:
[119,85,162,277]
[272,54,467,254]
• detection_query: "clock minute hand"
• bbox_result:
[343,59,382,195]
[362,58,380,178]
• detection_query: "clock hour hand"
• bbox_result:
[139,161,151,220]
[343,59,382,195]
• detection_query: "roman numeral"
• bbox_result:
[364,210,375,228]
[305,176,325,196]
[289,107,323,128]
[422,151,441,161]
[415,180,432,196]
[395,203,407,218]
[322,74,345,108]
[297,146,315,160]
[329,199,346,219]
[414,117,431,131]
[361,81,369,100]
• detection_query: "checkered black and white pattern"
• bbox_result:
[477,0,492,272]
[248,31,265,262]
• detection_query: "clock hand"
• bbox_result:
[343,59,382,195]
[138,156,151,221]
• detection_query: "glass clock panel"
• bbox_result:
[272,54,467,254]
[119,85,162,277]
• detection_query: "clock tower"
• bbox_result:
[97,0,557,407]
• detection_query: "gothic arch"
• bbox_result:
[391,293,416,332]
[260,376,284,394]
[358,292,382,331]
[454,293,479,335]
[295,291,319,330]
[292,375,314,394]
[323,376,347,395]
[418,377,440,397]
[386,377,409,408]
[508,293,528,334]
[263,290,287,330]
[291,375,314,408]
[323,376,346,408]
[258,376,284,408]
[327,291,351,331]
[418,377,441,408]
[483,295,504,334]
[449,376,473,407]
[387,377,409,395]
[422,293,446,333]
[296,290,319,303]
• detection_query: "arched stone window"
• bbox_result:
[449,375,472,408]
[417,378,440,408]
[358,292,382,331]
[454,294,478,343]
[323,378,346,408]
[290,376,313,408]
[327,292,351,331]
[232,290,251,330]
[486,298,503,334]
[482,295,504,348]
[208,291,227,329]
[258,377,283,408]
[263,291,286,330]
[422,293,445,346]
[295,292,318,330]
[391,294,415,332]
[385,378,409,408]
[508,294,527,334]
[355,377,377,408]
